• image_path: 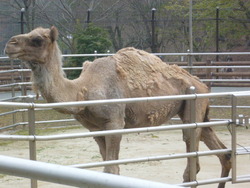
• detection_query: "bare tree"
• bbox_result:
[9,0,36,31]
[125,0,171,53]
[36,0,124,53]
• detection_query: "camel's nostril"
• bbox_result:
[9,39,18,45]
[8,37,19,45]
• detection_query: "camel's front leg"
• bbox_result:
[94,136,106,161]
[182,128,202,182]
[89,103,125,174]
[94,134,122,174]
[104,134,122,174]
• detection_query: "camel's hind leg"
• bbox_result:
[201,127,231,188]
[179,96,231,188]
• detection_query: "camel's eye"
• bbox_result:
[31,37,43,47]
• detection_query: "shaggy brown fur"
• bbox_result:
[5,27,231,188]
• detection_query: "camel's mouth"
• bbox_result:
[5,51,22,59]
[5,39,25,59]
[4,46,24,59]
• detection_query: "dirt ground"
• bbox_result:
[1,126,250,188]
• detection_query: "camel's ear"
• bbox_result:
[50,26,58,42]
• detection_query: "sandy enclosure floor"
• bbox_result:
[1,126,250,188]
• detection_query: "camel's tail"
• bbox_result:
[203,106,210,122]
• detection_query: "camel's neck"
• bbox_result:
[28,43,80,113]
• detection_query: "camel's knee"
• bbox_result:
[218,155,231,188]
[225,153,231,161]
[94,136,106,160]
[104,165,120,175]
[182,128,202,143]
[221,153,232,171]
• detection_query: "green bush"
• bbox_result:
[66,24,112,79]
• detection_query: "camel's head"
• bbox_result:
[5,26,59,64]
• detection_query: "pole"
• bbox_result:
[86,9,91,26]
[27,96,37,188]
[20,8,25,34]
[151,8,156,53]
[231,95,237,183]
[20,8,27,95]
[216,7,220,61]
[188,0,193,74]
[188,86,197,188]
[189,1,193,53]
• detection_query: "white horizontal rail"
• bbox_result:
[1,51,250,60]
[178,177,232,187]
[0,121,230,141]
[210,105,250,109]
[0,82,32,88]
[0,122,27,130]
[182,65,250,69]
[178,175,250,187]
[237,147,250,155]
[153,52,250,56]
[1,65,250,74]
[0,91,250,109]
[202,79,250,82]
[0,155,178,188]
[71,149,231,169]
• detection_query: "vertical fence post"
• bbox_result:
[188,86,197,187]
[206,60,212,89]
[10,60,15,98]
[19,61,27,128]
[215,7,220,77]
[27,95,37,188]
[10,60,16,125]
[86,9,91,27]
[231,95,237,183]
[215,7,220,62]
[151,8,157,53]
[188,0,193,75]
[94,50,97,59]
[187,49,193,74]
[20,8,25,34]
[20,65,27,96]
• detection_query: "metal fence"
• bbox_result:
[0,91,250,187]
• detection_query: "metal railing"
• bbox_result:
[0,91,250,187]
[0,155,180,188]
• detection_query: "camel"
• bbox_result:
[5,26,231,188]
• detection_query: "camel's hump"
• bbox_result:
[113,47,204,92]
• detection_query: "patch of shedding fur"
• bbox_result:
[77,87,88,111]
[147,102,177,126]
[114,47,201,95]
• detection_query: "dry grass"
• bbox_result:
[210,96,250,121]
[0,99,80,135]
